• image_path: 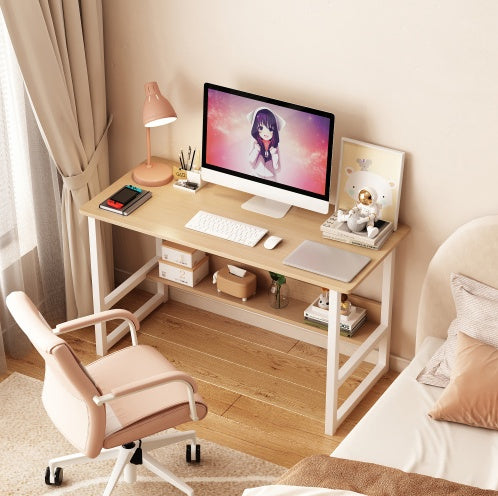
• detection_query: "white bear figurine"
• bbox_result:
[317,290,329,309]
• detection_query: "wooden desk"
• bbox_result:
[80,163,409,435]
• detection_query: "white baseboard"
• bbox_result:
[115,268,409,371]
[389,353,410,373]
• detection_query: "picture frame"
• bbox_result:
[335,138,405,230]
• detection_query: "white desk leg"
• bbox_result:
[325,289,341,435]
[155,238,167,301]
[378,250,395,371]
[88,217,108,356]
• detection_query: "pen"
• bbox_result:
[181,150,186,170]
[190,149,196,170]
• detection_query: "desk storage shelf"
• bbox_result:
[80,160,409,435]
[147,266,380,349]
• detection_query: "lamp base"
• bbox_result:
[132,160,173,187]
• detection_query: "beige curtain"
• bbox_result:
[0,0,113,318]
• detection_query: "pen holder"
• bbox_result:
[187,169,204,189]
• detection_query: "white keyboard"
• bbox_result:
[185,210,268,247]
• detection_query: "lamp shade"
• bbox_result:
[132,82,177,187]
[143,82,177,127]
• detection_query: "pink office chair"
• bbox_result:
[6,291,208,496]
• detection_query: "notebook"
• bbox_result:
[283,240,371,283]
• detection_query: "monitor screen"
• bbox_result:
[202,83,334,218]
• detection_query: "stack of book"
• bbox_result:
[320,212,393,249]
[304,297,367,337]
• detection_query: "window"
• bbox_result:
[0,10,37,268]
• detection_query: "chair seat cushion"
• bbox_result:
[86,345,207,448]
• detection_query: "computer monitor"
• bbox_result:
[201,83,334,218]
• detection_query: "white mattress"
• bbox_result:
[332,337,498,490]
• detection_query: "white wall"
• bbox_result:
[103,0,498,361]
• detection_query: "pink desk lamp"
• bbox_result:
[132,82,177,187]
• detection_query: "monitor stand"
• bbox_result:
[241,195,291,218]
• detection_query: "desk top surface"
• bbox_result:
[80,165,409,293]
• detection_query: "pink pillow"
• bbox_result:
[428,332,498,430]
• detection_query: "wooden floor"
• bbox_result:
[3,290,397,468]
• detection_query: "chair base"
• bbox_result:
[45,429,199,496]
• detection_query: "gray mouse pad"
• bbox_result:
[283,240,371,282]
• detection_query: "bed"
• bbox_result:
[243,215,498,496]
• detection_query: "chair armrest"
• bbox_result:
[93,371,200,421]
[54,309,139,345]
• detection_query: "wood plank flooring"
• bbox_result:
[2,290,397,468]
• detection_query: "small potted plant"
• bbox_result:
[268,272,289,309]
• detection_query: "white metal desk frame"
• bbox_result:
[326,252,394,434]
[87,213,395,436]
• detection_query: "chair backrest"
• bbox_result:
[6,291,106,458]
[416,215,498,350]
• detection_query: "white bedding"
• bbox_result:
[332,337,498,490]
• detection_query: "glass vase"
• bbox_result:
[268,280,289,309]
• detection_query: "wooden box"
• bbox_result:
[215,266,257,301]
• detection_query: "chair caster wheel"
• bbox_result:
[45,466,63,486]
[186,443,201,463]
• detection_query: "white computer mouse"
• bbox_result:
[264,235,283,249]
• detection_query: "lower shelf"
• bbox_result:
[147,267,379,348]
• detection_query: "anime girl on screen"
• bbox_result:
[247,107,286,179]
